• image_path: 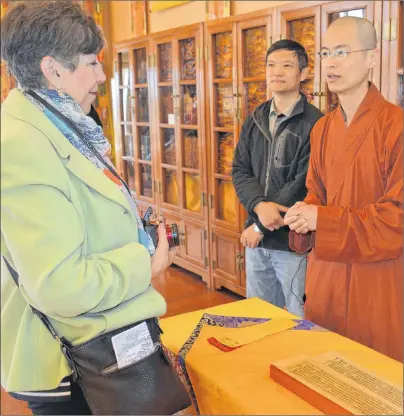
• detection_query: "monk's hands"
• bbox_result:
[253,202,288,231]
[240,224,264,249]
[284,202,318,234]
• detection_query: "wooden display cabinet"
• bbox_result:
[205,11,272,296]
[113,39,158,219]
[275,2,323,111]
[150,24,210,284]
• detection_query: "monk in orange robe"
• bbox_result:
[284,17,403,361]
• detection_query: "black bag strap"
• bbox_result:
[2,256,81,380]
[2,256,61,340]
[25,89,132,196]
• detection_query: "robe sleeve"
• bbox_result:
[315,125,402,263]
[289,124,327,253]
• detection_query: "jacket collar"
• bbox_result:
[252,93,307,140]
[2,89,131,212]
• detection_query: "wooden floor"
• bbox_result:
[1,265,242,415]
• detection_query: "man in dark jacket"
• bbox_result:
[88,104,103,127]
[232,40,323,317]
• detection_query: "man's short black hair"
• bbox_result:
[266,39,309,72]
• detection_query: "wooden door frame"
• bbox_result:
[275,4,322,110]
[204,21,240,234]
[173,24,208,223]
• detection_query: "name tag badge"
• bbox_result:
[111,322,154,369]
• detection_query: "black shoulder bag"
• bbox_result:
[4,90,191,415]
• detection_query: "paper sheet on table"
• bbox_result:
[215,318,297,348]
[271,352,403,415]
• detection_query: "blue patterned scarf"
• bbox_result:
[25,89,155,255]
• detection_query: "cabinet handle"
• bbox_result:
[383,19,394,41]
[390,19,397,41]
[201,192,207,206]
[209,194,214,209]
[237,254,244,271]
[159,182,162,194]
[205,46,210,61]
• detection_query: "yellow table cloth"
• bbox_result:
[160,298,403,415]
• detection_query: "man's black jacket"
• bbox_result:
[232,94,323,251]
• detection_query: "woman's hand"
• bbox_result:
[151,222,177,278]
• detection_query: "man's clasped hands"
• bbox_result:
[240,201,318,249]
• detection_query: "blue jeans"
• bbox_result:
[245,248,307,317]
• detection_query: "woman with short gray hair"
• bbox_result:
[1,2,178,415]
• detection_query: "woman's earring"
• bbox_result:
[56,87,68,103]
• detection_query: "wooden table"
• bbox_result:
[161,298,403,415]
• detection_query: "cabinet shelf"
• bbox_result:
[213,78,233,84]
[213,127,234,133]
[242,76,266,83]
[138,160,152,166]
[161,163,177,170]
[214,173,232,181]
[158,81,173,87]
[182,167,199,175]
[179,80,197,86]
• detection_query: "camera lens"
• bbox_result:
[166,223,180,249]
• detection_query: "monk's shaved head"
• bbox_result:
[322,16,379,96]
[328,16,377,49]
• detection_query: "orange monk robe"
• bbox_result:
[290,84,403,362]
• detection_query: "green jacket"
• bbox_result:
[1,89,166,392]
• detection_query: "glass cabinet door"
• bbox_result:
[115,43,155,205]
[116,50,135,191]
[132,44,155,204]
[154,27,206,220]
[155,39,180,210]
[206,24,240,232]
[238,19,269,121]
[177,31,205,220]
[278,5,322,110]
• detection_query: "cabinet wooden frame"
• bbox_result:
[275,3,323,110]
[150,23,210,285]
[113,38,158,209]
[204,9,272,296]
